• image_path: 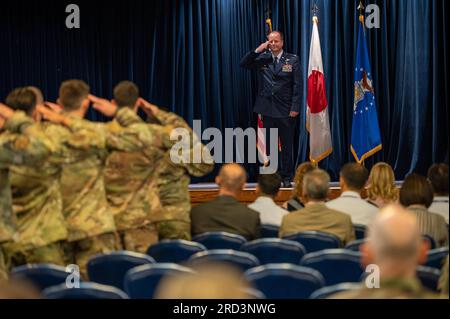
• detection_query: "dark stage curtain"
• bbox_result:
[1,0,448,182]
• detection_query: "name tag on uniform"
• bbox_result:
[282,64,293,72]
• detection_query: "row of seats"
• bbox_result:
[260,224,367,241]
[11,259,443,299]
[189,231,446,268]
[260,224,438,250]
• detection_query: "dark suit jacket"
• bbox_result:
[240,50,301,118]
[190,195,261,240]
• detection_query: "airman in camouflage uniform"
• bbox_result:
[1,103,55,280]
[330,204,441,299]
[39,80,119,278]
[90,80,213,249]
[89,82,174,253]
[0,90,68,269]
[148,105,214,241]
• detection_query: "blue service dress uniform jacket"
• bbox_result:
[240,50,301,118]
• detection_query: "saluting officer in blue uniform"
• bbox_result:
[241,31,301,187]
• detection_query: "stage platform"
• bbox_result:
[189,182,343,206]
[189,182,403,206]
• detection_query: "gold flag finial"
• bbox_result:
[312,3,319,23]
[357,1,365,24]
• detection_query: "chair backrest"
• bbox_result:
[244,264,325,299]
[300,249,364,286]
[10,264,73,290]
[425,247,449,269]
[241,287,266,299]
[310,282,362,299]
[124,263,194,299]
[43,282,128,299]
[353,224,367,240]
[87,251,155,290]
[344,239,366,252]
[241,238,306,265]
[192,232,247,250]
[189,250,260,271]
[283,231,341,253]
[422,234,437,250]
[260,224,280,238]
[416,266,441,292]
[147,240,206,264]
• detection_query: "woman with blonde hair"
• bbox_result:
[283,162,315,211]
[366,162,399,208]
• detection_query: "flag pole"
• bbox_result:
[359,0,364,169]
[358,0,365,169]
[311,3,319,170]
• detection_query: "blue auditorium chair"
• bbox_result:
[241,288,266,299]
[188,249,260,271]
[300,249,364,285]
[244,264,325,299]
[344,239,366,252]
[124,263,195,299]
[146,239,206,263]
[425,247,449,270]
[241,238,306,265]
[10,264,75,290]
[309,282,362,299]
[422,234,437,250]
[43,282,128,299]
[283,231,341,253]
[416,266,441,292]
[87,251,155,290]
[192,232,247,250]
[260,224,280,238]
[353,224,367,240]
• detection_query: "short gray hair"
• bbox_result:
[302,169,330,200]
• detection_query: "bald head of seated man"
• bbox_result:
[216,163,247,198]
[190,163,260,240]
[331,204,440,299]
[361,204,428,279]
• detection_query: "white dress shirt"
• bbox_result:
[429,196,449,224]
[248,196,289,227]
[326,191,379,226]
[271,50,283,62]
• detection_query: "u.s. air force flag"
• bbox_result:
[351,14,382,163]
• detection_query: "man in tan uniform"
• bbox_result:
[279,168,355,245]
[331,204,440,299]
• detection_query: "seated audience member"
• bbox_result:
[427,163,449,224]
[331,204,439,299]
[283,162,315,212]
[279,169,355,245]
[438,256,449,298]
[400,174,448,247]
[0,279,42,299]
[190,163,260,240]
[366,162,399,208]
[155,263,253,299]
[248,173,288,226]
[326,163,378,226]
